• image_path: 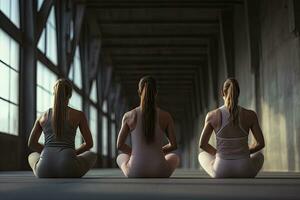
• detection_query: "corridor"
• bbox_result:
[0,0,300,199]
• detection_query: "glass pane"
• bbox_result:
[10,69,18,104]
[0,99,9,133]
[0,1,10,18]
[46,25,57,65]
[37,0,44,10]
[75,130,83,149]
[48,7,55,26]
[36,62,57,115]
[0,29,10,65]
[102,100,107,113]
[90,80,97,103]
[9,103,18,135]
[69,91,82,111]
[102,115,108,155]
[0,0,19,28]
[0,63,10,101]
[89,105,98,153]
[10,37,19,71]
[68,91,83,149]
[10,0,20,28]
[38,30,46,53]
[36,86,43,113]
[69,46,82,89]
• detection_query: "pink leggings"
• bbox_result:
[198,151,264,178]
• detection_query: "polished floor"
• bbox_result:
[0,169,299,200]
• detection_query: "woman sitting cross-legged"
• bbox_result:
[198,78,265,178]
[28,79,97,178]
[116,76,180,178]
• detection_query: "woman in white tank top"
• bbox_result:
[198,78,265,178]
[116,76,180,178]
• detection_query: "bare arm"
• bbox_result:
[199,113,217,156]
[28,118,44,153]
[116,113,132,155]
[249,112,265,154]
[162,113,178,154]
[76,112,94,155]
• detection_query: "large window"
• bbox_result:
[0,0,20,28]
[0,29,19,135]
[36,61,57,143]
[102,100,108,156]
[69,91,83,148]
[37,6,57,65]
[68,47,82,89]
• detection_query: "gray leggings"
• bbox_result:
[198,151,264,178]
[28,147,97,178]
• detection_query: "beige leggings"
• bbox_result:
[28,147,97,178]
[116,153,180,178]
[198,151,264,178]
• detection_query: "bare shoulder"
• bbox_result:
[39,110,49,126]
[240,106,257,119]
[206,108,220,121]
[123,107,138,124]
[68,107,85,120]
[158,108,173,121]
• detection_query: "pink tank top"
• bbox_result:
[216,106,250,160]
[130,107,165,157]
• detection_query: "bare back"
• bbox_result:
[125,107,173,134]
[209,106,258,136]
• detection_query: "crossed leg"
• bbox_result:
[198,151,216,178]
[250,152,264,177]
[165,153,180,176]
[116,153,130,177]
[28,152,40,176]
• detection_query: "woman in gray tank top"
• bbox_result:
[28,79,97,178]
[198,78,265,178]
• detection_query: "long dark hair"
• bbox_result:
[138,76,157,144]
[52,79,72,138]
[223,78,240,125]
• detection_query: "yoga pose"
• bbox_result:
[116,76,180,178]
[198,78,265,178]
[28,79,97,178]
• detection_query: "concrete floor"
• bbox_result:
[0,169,299,200]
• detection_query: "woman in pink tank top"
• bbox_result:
[116,76,180,178]
[198,78,265,178]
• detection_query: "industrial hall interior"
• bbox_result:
[0,0,299,200]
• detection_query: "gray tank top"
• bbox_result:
[216,105,250,159]
[41,108,76,149]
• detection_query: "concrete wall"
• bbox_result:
[258,0,300,171]
[192,0,300,172]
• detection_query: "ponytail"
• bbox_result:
[223,78,240,124]
[52,79,72,138]
[138,76,157,144]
